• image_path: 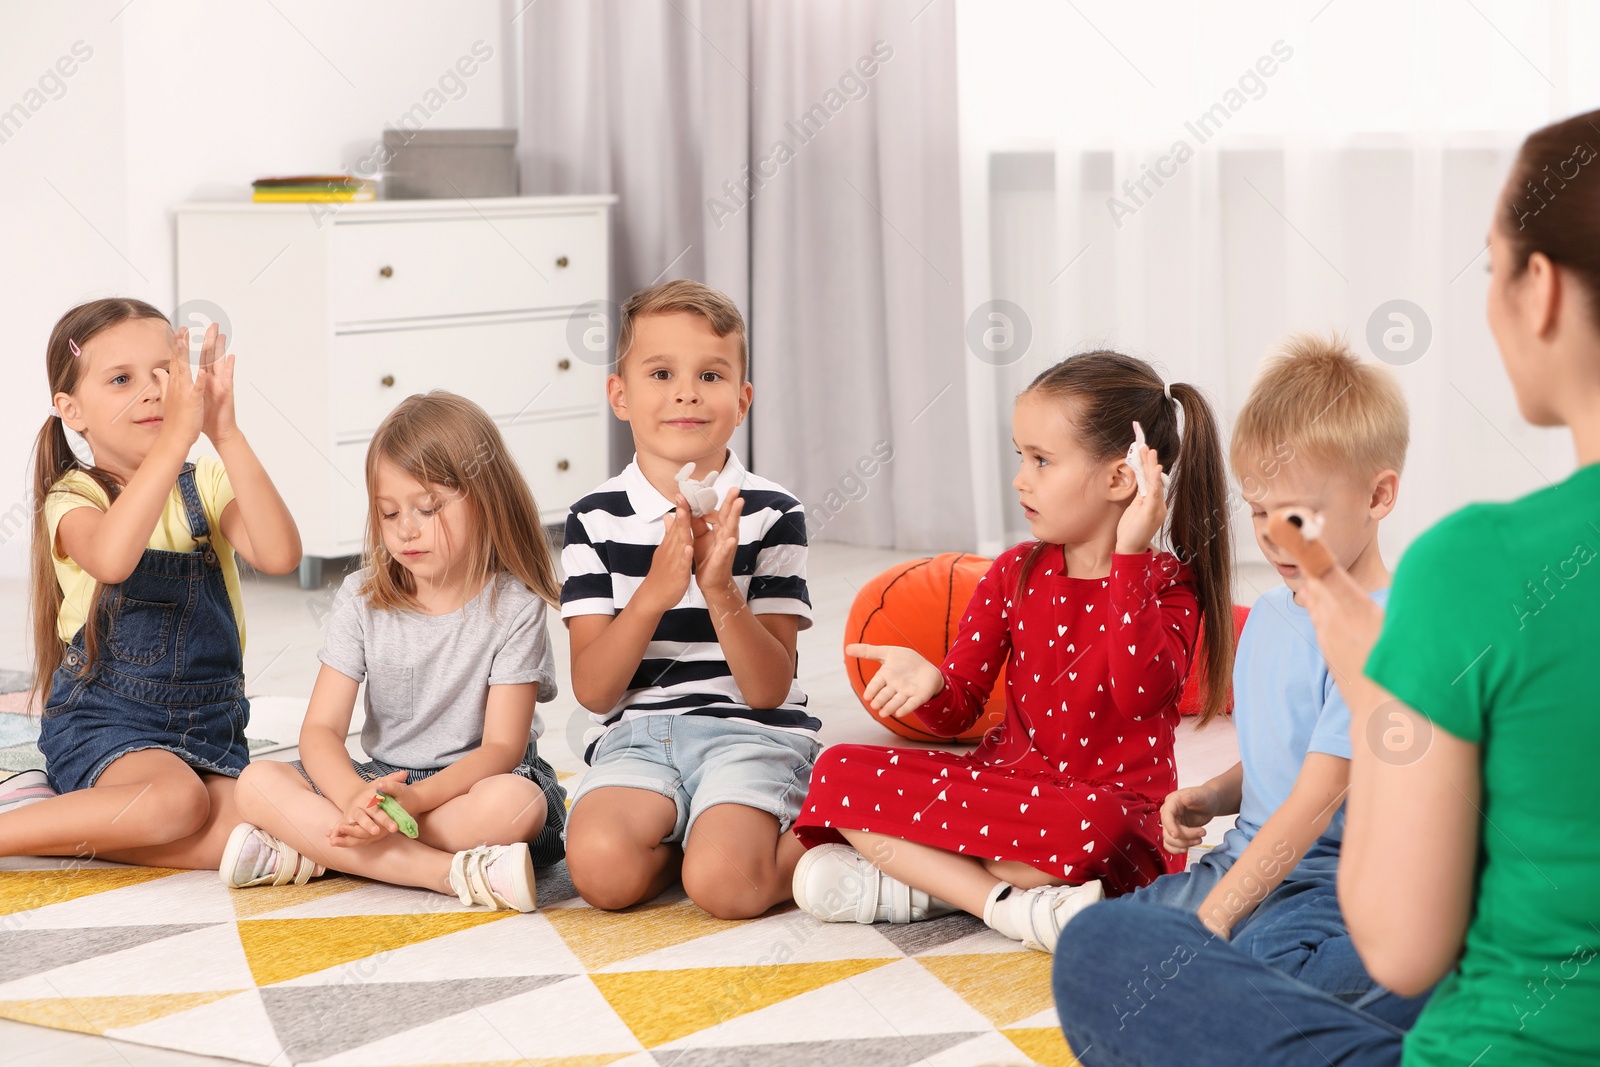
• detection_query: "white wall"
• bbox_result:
[0,0,519,577]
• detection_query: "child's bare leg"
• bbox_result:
[565,787,681,910]
[840,827,1009,917]
[681,803,806,920]
[982,858,1066,891]
[0,749,212,860]
[98,772,243,869]
[234,761,453,893]
[413,774,547,853]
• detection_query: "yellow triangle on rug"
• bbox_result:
[0,867,180,917]
[1003,1024,1085,1067]
[592,958,894,1048]
[237,911,514,986]
[544,898,737,971]
[227,872,365,920]
[920,950,1058,1027]
[0,990,242,1034]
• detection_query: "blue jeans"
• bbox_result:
[1125,844,1396,1005]
[1055,898,1412,1066]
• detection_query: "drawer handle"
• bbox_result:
[379,265,394,278]
[555,256,569,269]
[558,358,571,371]
[381,375,395,387]
[556,459,570,472]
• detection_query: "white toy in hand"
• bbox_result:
[675,462,721,517]
[1126,421,1173,498]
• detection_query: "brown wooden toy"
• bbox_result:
[1265,507,1338,579]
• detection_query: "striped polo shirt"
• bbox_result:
[560,450,818,741]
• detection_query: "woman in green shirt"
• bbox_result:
[1055,108,1600,1066]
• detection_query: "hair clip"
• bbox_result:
[68,338,82,358]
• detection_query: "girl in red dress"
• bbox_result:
[793,352,1236,952]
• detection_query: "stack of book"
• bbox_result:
[251,176,377,203]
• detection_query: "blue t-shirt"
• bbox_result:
[1221,584,1389,859]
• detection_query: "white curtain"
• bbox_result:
[519,0,973,551]
[518,0,754,466]
[957,0,1600,563]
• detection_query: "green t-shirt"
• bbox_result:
[1366,462,1600,1067]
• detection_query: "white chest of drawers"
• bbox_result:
[175,195,616,587]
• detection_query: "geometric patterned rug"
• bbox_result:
[0,853,1080,1066]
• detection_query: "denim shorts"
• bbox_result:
[290,741,566,867]
[39,649,249,795]
[569,713,820,845]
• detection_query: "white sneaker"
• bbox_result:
[448,842,536,912]
[220,823,326,888]
[793,843,958,924]
[987,880,1106,953]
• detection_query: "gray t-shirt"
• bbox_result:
[318,570,558,769]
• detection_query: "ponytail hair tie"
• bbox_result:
[1163,380,1173,401]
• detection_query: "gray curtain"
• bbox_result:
[519,0,972,552]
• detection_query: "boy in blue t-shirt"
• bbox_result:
[1098,335,1429,1021]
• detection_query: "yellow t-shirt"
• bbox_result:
[44,457,246,649]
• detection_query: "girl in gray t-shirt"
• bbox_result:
[223,392,567,912]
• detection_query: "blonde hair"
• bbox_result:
[615,279,747,378]
[30,297,172,707]
[361,392,560,613]
[1231,332,1410,483]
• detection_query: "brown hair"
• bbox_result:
[1018,351,1235,725]
[1231,332,1409,485]
[1502,108,1600,323]
[615,279,748,378]
[30,298,172,707]
[360,391,561,614]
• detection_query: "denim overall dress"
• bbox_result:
[39,464,251,794]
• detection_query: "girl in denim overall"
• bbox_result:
[0,298,301,869]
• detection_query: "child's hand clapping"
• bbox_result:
[846,644,945,719]
[635,505,695,615]
[1160,783,1221,854]
[690,488,743,602]
[195,322,240,446]
[154,327,205,451]
[1116,438,1169,554]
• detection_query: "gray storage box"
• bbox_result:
[381,128,517,199]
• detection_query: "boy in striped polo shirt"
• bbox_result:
[560,280,819,920]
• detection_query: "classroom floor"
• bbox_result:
[0,543,1257,1066]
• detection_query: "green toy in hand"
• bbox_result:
[367,790,419,839]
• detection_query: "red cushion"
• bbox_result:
[1178,603,1250,716]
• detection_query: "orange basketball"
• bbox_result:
[844,553,1007,743]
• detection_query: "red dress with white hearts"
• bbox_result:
[794,543,1197,894]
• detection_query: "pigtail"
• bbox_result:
[1167,381,1235,726]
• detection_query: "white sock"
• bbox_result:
[981,882,1027,941]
